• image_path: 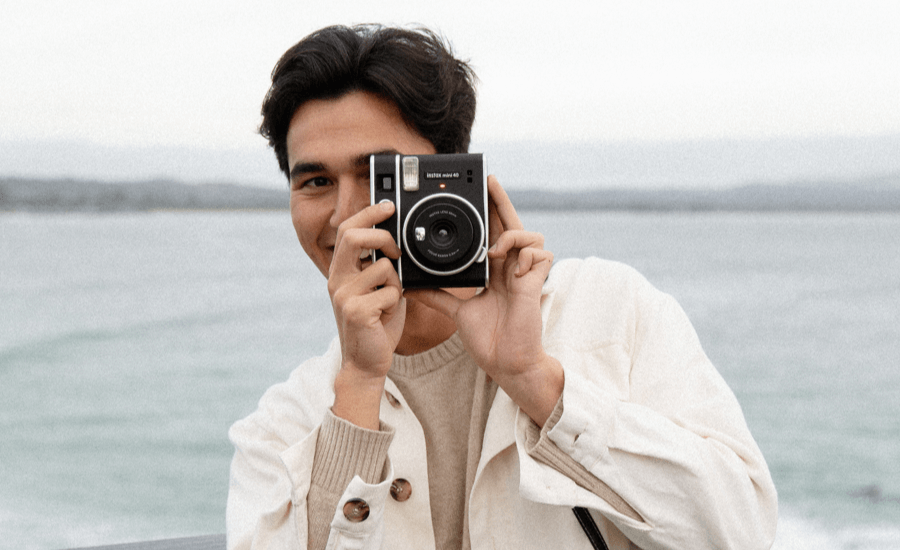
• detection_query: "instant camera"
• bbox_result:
[370,153,489,289]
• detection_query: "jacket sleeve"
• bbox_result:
[226,416,315,550]
[516,258,778,550]
[227,412,396,550]
[226,339,398,550]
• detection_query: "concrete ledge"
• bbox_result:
[65,534,225,550]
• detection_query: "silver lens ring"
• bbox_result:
[401,193,486,276]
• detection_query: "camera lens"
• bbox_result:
[410,203,473,266]
[403,194,484,276]
[429,221,456,249]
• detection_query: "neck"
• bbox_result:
[395,297,456,355]
[395,287,476,355]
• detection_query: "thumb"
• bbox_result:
[383,296,407,343]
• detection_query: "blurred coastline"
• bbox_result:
[4,133,900,213]
[2,173,900,212]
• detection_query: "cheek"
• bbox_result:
[290,200,320,249]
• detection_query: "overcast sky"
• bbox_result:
[2,1,899,187]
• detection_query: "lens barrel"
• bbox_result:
[403,194,484,275]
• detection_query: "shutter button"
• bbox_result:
[343,499,370,522]
[390,478,412,502]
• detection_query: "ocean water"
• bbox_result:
[1,211,898,549]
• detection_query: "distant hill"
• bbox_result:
[2,174,900,213]
[508,174,900,212]
[0,178,288,212]
[6,135,900,190]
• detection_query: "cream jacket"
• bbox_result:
[227,257,778,549]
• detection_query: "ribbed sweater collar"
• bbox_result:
[389,332,467,378]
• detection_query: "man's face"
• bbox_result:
[285,91,436,277]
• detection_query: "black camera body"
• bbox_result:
[370,153,489,289]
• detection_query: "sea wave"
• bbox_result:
[774,511,900,550]
[0,502,112,550]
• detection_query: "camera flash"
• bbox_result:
[403,157,419,191]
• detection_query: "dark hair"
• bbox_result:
[260,24,478,180]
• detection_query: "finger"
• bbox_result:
[403,288,463,320]
[370,255,402,290]
[330,257,400,300]
[488,230,545,258]
[338,199,396,233]
[362,285,404,316]
[337,285,403,331]
[344,280,403,315]
[514,248,554,277]
[488,196,503,248]
[488,175,523,232]
[382,295,407,339]
[330,227,401,280]
[333,200,398,256]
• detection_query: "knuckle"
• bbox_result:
[329,281,348,303]
[375,257,395,270]
[339,227,360,245]
[380,285,400,302]
[373,258,398,280]
[335,221,351,241]
[342,302,365,324]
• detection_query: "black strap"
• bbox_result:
[573,507,610,550]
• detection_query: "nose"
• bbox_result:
[329,177,370,229]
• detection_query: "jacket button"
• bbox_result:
[343,499,370,522]
[390,478,412,502]
[385,391,402,409]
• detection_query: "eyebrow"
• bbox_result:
[289,149,402,181]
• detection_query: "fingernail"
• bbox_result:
[380,201,394,212]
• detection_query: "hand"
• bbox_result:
[328,201,404,429]
[406,176,563,426]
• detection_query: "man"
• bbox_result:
[227,24,777,550]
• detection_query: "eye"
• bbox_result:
[292,176,332,193]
